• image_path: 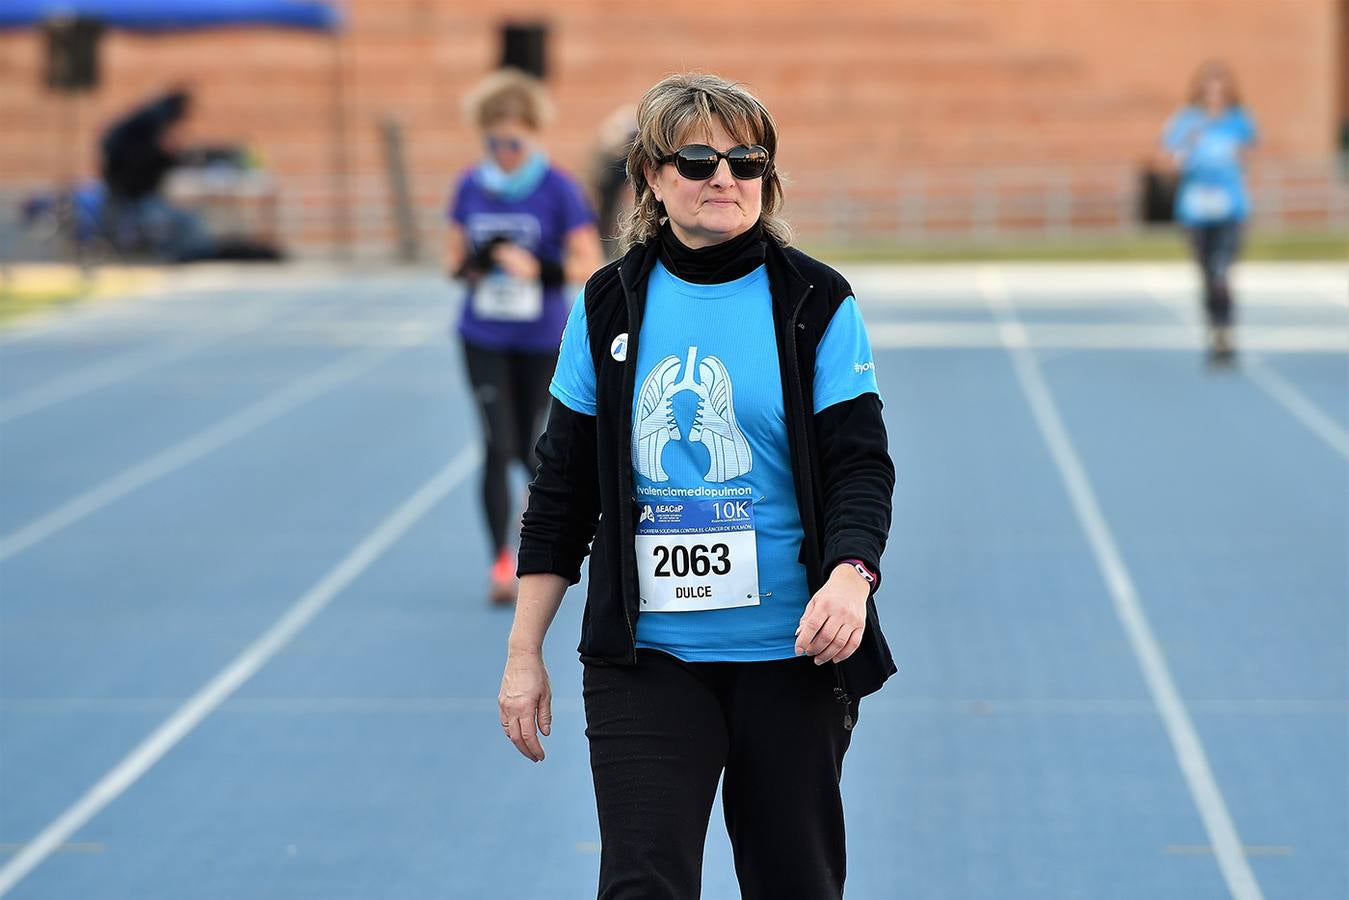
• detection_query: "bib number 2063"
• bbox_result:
[652,543,731,578]
[636,497,759,612]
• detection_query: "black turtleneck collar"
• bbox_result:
[658,220,766,285]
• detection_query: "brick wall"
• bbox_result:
[0,0,1341,258]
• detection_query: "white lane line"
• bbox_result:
[859,291,1346,312]
[1142,267,1349,461]
[0,337,424,563]
[1316,284,1349,310]
[1314,284,1349,308]
[1,696,1341,716]
[0,443,481,896]
[1241,360,1349,459]
[0,311,282,425]
[867,322,1349,352]
[978,266,1266,900]
[0,294,158,347]
[845,262,1347,309]
[0,267,362,347]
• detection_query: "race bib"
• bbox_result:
[1182,184,1234,223]
[472,274,543,322]
[636,498,760,612]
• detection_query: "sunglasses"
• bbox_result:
[485,135,524,154]
[657,144,771,181]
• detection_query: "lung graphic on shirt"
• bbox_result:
[633,346,752,483]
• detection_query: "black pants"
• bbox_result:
[461,340,557,553]
[583,649,858,900]
[1188,221,1243,328]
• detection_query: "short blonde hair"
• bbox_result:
[1188,60,1242,109]
[619,73,791,251]
[463,68,553,131]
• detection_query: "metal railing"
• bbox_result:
[782,161,1349,244]
[5,160,1344,263]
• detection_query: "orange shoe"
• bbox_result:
[489,547,517,605]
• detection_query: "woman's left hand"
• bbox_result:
[491,242,541,280]
[795,564,870,664]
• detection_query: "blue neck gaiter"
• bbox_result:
[474,151,549,202]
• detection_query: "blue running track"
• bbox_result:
[0,261,1344,899]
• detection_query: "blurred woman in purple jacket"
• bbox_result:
[445,69,603,603]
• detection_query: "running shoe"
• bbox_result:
[693,354,752,482]
[1207,325,1237,368]
[489,546,517,605]
[633,354,684,482]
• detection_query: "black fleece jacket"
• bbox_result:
[518,237,898,699]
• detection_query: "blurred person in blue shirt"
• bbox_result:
[1161,61,1258,367]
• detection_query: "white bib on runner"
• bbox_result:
[1181,184,1234,223]
[473,273,543,322]
[636,498,760,612]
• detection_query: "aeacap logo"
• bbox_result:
[610,333,628,362]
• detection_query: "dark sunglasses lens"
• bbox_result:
[674,145,719,180]
[487,136,521,152]
[727,145,769,179]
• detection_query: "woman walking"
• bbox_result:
[1162,61,1258,366]
[446,69,603,603]
[498,73,897,899]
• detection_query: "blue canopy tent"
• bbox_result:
[5,0,351,258]
[0,1,340,32]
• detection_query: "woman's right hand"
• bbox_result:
[499,650,552,762]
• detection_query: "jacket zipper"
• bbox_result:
[617,271,640,663]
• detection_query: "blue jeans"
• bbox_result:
[1188,221,1243,327]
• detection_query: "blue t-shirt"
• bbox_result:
[1162,106,1258,225]
[550,261,880,662]
[449,166,596,352]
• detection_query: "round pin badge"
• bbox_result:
[610,333,628,362]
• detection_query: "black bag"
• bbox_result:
[1140,166,1177,224]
